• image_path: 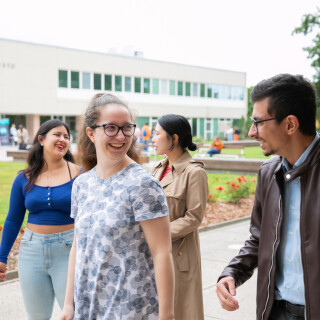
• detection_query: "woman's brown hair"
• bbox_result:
[78,93,140,172]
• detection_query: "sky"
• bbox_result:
[0,0,319,87]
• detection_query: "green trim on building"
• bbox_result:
[137,117,149,129]
[199,118,204,137]
[213,119,218,137]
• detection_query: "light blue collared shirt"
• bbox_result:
[275,133,319,305]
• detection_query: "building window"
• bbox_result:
[105,74,112,90]
[226,86,232,99]
[82,72,91,89]
[169,80,176,95]
[59,70,68,88]
[94,73,102,90]
[115,75,122,91]
[213,85,219,98]
[207,84,212,98]
[192,83,198,96]
[144,78,150,94]
[125,77,132,92]
[185,82,191,96]
[134,77,141,93]
[152,79,159,94]
[160,79,168,94]
[178,81,183,96]
[200,83,205,97]
[71,71,79,89]
[219,85,226,99]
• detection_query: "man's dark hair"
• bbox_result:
[250,74,317,136]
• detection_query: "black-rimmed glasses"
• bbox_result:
[91,123,136,137]
[250,117,277,133]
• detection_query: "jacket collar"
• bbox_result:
[275,134,320,182]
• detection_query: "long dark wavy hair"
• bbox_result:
[22,119,74,191]
[78,93,140,172]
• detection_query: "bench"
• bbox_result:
[7,150,29,160]
[194,158,265,172]
[193,140,260,159]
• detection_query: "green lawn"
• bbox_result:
[0,162,27,226]
[0,160,257,226]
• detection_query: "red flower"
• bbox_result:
[253,179,256,183]
[20,229,25,234]
[236,185,240,188]
[208,195,212,198]
[243,178,247,182]
[231,183,236,187]
[0,225,2,231]
[216,186,223,191]
[237,177,242,182]
[226,182,230,185]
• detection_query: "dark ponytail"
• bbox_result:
[158,114,197,151]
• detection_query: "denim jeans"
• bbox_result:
[18,228,74,320]
[269,300,305,320]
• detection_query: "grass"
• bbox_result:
[0,162,27,226]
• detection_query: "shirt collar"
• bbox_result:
[282,133,319,172]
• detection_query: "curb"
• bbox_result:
[199,215,251,233]
[0,270,19,285]
[0,217,251,284]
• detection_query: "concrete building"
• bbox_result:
[0,38,247,143]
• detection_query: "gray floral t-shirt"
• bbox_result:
[71,163,169,320]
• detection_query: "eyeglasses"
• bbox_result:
[91,123,136,137]
[250,117,277,133]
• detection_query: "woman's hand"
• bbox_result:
[59,304,74,320]
[0,262,7,281]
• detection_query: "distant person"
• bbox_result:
[141,122,151,151]
[134,125,141,143]
[152,114,208,320]
[9,123,18,146]
[226,125,233,141]
[233,126,240,141]
[216,74,320,319]
[207,136,223,157]
[0,119,80,319]
[17,124,29,150]
[151,124,156,139]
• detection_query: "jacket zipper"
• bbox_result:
[261,194,282,320]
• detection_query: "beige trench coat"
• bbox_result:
[152,151,209,320]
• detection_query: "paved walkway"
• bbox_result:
[0,219,256,320]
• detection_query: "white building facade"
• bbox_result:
[0,38,247,142]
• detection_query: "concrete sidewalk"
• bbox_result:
[0,219,256,320]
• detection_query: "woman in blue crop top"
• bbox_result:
[0,119,80,320]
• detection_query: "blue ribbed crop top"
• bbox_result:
[0,172,76,263]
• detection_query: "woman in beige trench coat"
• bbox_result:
[151,114,209,320]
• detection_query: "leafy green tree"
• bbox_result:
[240,87,254,138]
[293,7,320,125]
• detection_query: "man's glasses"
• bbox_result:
[91,123,136,137]
[250,117,277,133]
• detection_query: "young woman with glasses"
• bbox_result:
[60,93,175,320]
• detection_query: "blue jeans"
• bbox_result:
[18,228,74,320]
[142,139,149,151]
[207,148,221,157]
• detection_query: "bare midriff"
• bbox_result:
[26,223,74,234]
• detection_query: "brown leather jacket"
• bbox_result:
[219,138,320,320]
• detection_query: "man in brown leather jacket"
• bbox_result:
[216,74,319,320]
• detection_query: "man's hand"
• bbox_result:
[0,262,7,281]
[216,276,239,311]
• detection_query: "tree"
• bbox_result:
[240,87,254,138]
[293,7,320,125]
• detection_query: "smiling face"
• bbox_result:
[152,123,173,155]
[87,103,134,161]
[248,98,288,157]
[39,125,70,159]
